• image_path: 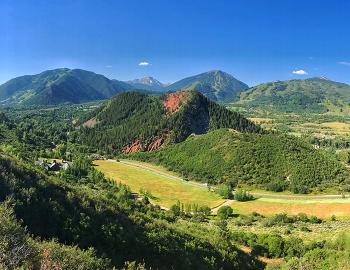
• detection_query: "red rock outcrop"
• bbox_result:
[123,140,142,154]
[163,91,187,113]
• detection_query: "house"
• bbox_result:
[34,159,71,172]
[48,160,61,171]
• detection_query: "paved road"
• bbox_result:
[108,159,350,200]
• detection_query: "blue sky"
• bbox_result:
[1,0,350,86]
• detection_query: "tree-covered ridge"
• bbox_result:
[165,70,249,102]
[236,78,350,113]
[0,154,262,270]
[130,129,349,193]
[0,68,133,106]
[78,90,261,154]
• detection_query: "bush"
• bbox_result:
[309,216,322,224]
[217,206,233,220]
[216,184,233,199]
[234,190,254,201]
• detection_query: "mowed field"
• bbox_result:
[94,159,350,218]
[232,197,350,218]
[93,160,225,209]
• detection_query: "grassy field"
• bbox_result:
[231,197,350,218]
[93,160,225,209]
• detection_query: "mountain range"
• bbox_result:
[0,69,249,106]
[2,68,350,115]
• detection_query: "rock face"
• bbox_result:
[163,91,188,113]
[123,140,143,154]
[123,137,166,153]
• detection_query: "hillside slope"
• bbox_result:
[166,70,249,102]
[78,90,261,154]
[0,154,262,270]
[236,78,350,113]
[130,129,349,194]
[0,68,132,106]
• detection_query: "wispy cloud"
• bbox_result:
[105,65,113,68]
[139,61,151,66]
[338,61,350,66]
[292,69,308,75]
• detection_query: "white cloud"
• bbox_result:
[139,61,151,66]
[292,69,308,75]
[338,61,350,66]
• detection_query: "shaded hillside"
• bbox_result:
[130,129,349,194]
[0,154,262,270]
[78,90,261,154]
[0,68,133,106]
[165,70,249,102]
[236,78,350,113]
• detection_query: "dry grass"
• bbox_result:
[93,160,224,208]
[248,117,273,123]
[231,197,350,218]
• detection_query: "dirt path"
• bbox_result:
[211,199,235,212]
[109,159,350,200]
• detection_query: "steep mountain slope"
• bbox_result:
[78,90,261,154]
[127,76,166,91]
[237,78,350,113]
[165,70,249,102]
[131,129,349,194]
[0,68,133,106]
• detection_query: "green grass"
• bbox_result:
[93,160,225,209]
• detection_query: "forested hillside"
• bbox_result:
[130,129,349,193]
[78,90,261,154]
[0,154,262,270]
[235,78,350,113]
[0,68,133,106]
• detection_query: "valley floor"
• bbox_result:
[94,159,350,219]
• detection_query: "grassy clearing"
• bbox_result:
[93,160,224,209]
[231,197,350,218]
[248,117,273,123]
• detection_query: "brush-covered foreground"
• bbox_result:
[0,154,262,270]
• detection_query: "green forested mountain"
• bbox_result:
[0,68,133,106]
[77,90,261,154]
[0,154,262,270]
[131,129,349,193]
[165,70,249,102]
[236,77,350,113]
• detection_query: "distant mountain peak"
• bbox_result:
[127,76,165,91]
[165,70,248,102]
[129,76,164,86]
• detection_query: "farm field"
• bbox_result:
[93,159,225,209]
[231,197,350,218]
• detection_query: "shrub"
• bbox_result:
[217,206,233,220]
[309,216,322,224]
[234,190,254,201]
[216,184,233,199]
